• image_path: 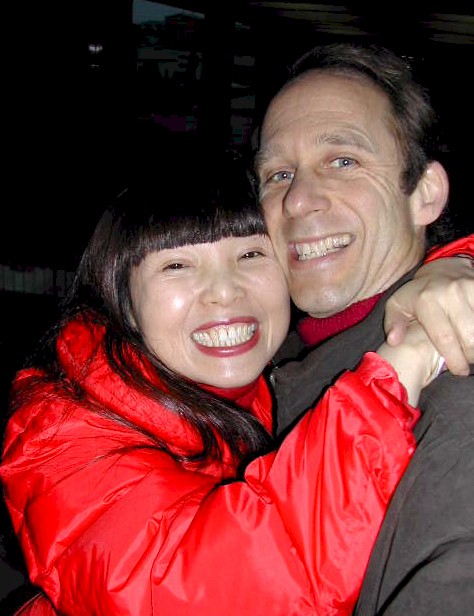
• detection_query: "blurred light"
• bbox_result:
[88,43,103,55]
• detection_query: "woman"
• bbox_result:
[0,154,460,615]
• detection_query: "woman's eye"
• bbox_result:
[330,157,356,169]
[270,170,294,183]
[241,250,263,260]
[163,262,186,271]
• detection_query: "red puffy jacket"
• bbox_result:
[1,319,419,616]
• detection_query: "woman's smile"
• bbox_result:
[192,319,260,356]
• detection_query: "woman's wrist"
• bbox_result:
[377,324,443,406]
[377,342,425,406]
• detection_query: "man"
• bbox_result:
[255,43,473,615]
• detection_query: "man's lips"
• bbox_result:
[191,318,259,356]
[290,233,353,261]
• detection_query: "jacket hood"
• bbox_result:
[56,317,273,457]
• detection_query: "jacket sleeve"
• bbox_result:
[424,233,474,262]
[1,353,418,616]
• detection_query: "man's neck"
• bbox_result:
[297,293,385,347]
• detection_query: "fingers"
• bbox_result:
[385,318,409,347]
[385,258,474,376]
[384,282,417,347]
[413,295,469,376]
[387,281,471,375]
[430,271,474,370]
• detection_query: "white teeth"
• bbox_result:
[192,323,257,347]
[295,234,351,260]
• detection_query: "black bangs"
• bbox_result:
[114,149,267,262]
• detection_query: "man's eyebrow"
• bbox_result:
[255,131,375,170]
[254,145,284,170]
[317,132,376,153]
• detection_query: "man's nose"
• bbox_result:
[283,170,331,217]
[200,270,244,306]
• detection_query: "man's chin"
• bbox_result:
[290,284,357,318]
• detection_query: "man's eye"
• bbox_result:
[330,157,356,169]
[270,170,294,183]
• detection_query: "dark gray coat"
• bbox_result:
[271,272,474,616]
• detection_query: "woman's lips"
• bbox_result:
[191,319,260,357]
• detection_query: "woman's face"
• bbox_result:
[130,234,291,388]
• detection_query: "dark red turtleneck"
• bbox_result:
[297,293,384,347]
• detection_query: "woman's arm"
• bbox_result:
[378,321,444,406]
[1,359,417,616]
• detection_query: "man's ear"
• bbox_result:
[409,161,449,226]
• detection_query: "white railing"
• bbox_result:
[0,265,75,297]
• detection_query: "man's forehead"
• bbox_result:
[262,70,387,124]
[256,75,395,169]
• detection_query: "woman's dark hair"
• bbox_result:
[13,150,274,471]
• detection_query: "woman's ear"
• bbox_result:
[409,161,450,226]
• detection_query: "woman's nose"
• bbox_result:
[283,170,331,218]
[200,270,244,306]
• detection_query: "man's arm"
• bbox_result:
[384,235,474,375]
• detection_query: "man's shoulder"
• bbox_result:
[273,294,388,387]
[355,366,474,616]
[417,366,474,434]
[272,270,419,436]
[272,298,388,437]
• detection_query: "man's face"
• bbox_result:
[257,72,425,318]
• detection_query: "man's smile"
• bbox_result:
[291,233,353,261]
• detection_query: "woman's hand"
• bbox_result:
[378,322,444,407]
[384,257,474,376]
